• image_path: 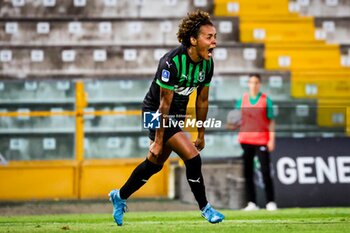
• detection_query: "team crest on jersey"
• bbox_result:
[198,70,205,82]
[161,69,170,82]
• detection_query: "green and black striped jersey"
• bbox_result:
[143,45,214,114]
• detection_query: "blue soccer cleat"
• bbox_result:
[109,189,127,226]
[201,203,225,224]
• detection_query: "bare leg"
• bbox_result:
[165,131,198,161]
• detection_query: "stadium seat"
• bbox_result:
[273,99,318,131]
[84,105,141,132]
[0,18,239,46]
[317,99,350,128]
[291,71,350,98]
[296,0,350,17]
[0,80,75,102]
[208,98,319,132]
[0,80,75,133]
[200,132,242,158]
[213,44,264,72]
[214,0,292,17]
[0,106,75,133]
[314,17,350,44]
[0,134,74,160]
[264,43,347,70]
[210,72,291,101]
[239,17,320,43]
[0,44,265,77]
[340,44,350,62]
[0,0,197,18]
[84,79,150,102]
[84,135,142,159]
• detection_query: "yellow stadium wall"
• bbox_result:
[0,160,78,200]
[0,158,169,201]
[80,159,169,199]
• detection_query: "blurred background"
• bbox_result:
[0,0,349,209]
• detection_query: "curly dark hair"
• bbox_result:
[177,10,214,47]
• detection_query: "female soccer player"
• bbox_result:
[109,10,224,226]
[227,73,277,211]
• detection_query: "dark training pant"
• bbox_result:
[241,143,275,204]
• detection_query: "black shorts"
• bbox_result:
[148,126,182,143]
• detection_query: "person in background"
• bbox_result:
[227,73,277,211]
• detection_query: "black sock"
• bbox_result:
[119,158,163,200]
[184,155,208,210]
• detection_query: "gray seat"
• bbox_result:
[341,44,350,57]
[0,134,74,161]
[0,44,265,77]
[84,134,149,159]
[201,131,242,157]
[0,18,239,46]
[274,100,318,131]
[0,105,75,133]
[296,0,350,17]
[0,80,74,103]
[206,99,319,132]
[0,0,201,18]
[314,17,350,44]
[84,79,150,102]
[83,104,142,131]
[210,71,291,101]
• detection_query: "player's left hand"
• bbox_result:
[193,138,205,152]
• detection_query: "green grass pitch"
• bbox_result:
[0,208,349,233]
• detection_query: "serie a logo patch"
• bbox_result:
[161,69,170,82]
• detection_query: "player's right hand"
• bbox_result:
[150,141,162,158]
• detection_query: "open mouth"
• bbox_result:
[208,48,214,57]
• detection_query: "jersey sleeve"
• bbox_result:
[202,58,214,87]
[155,57,178,91]
[266,96,275,120]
